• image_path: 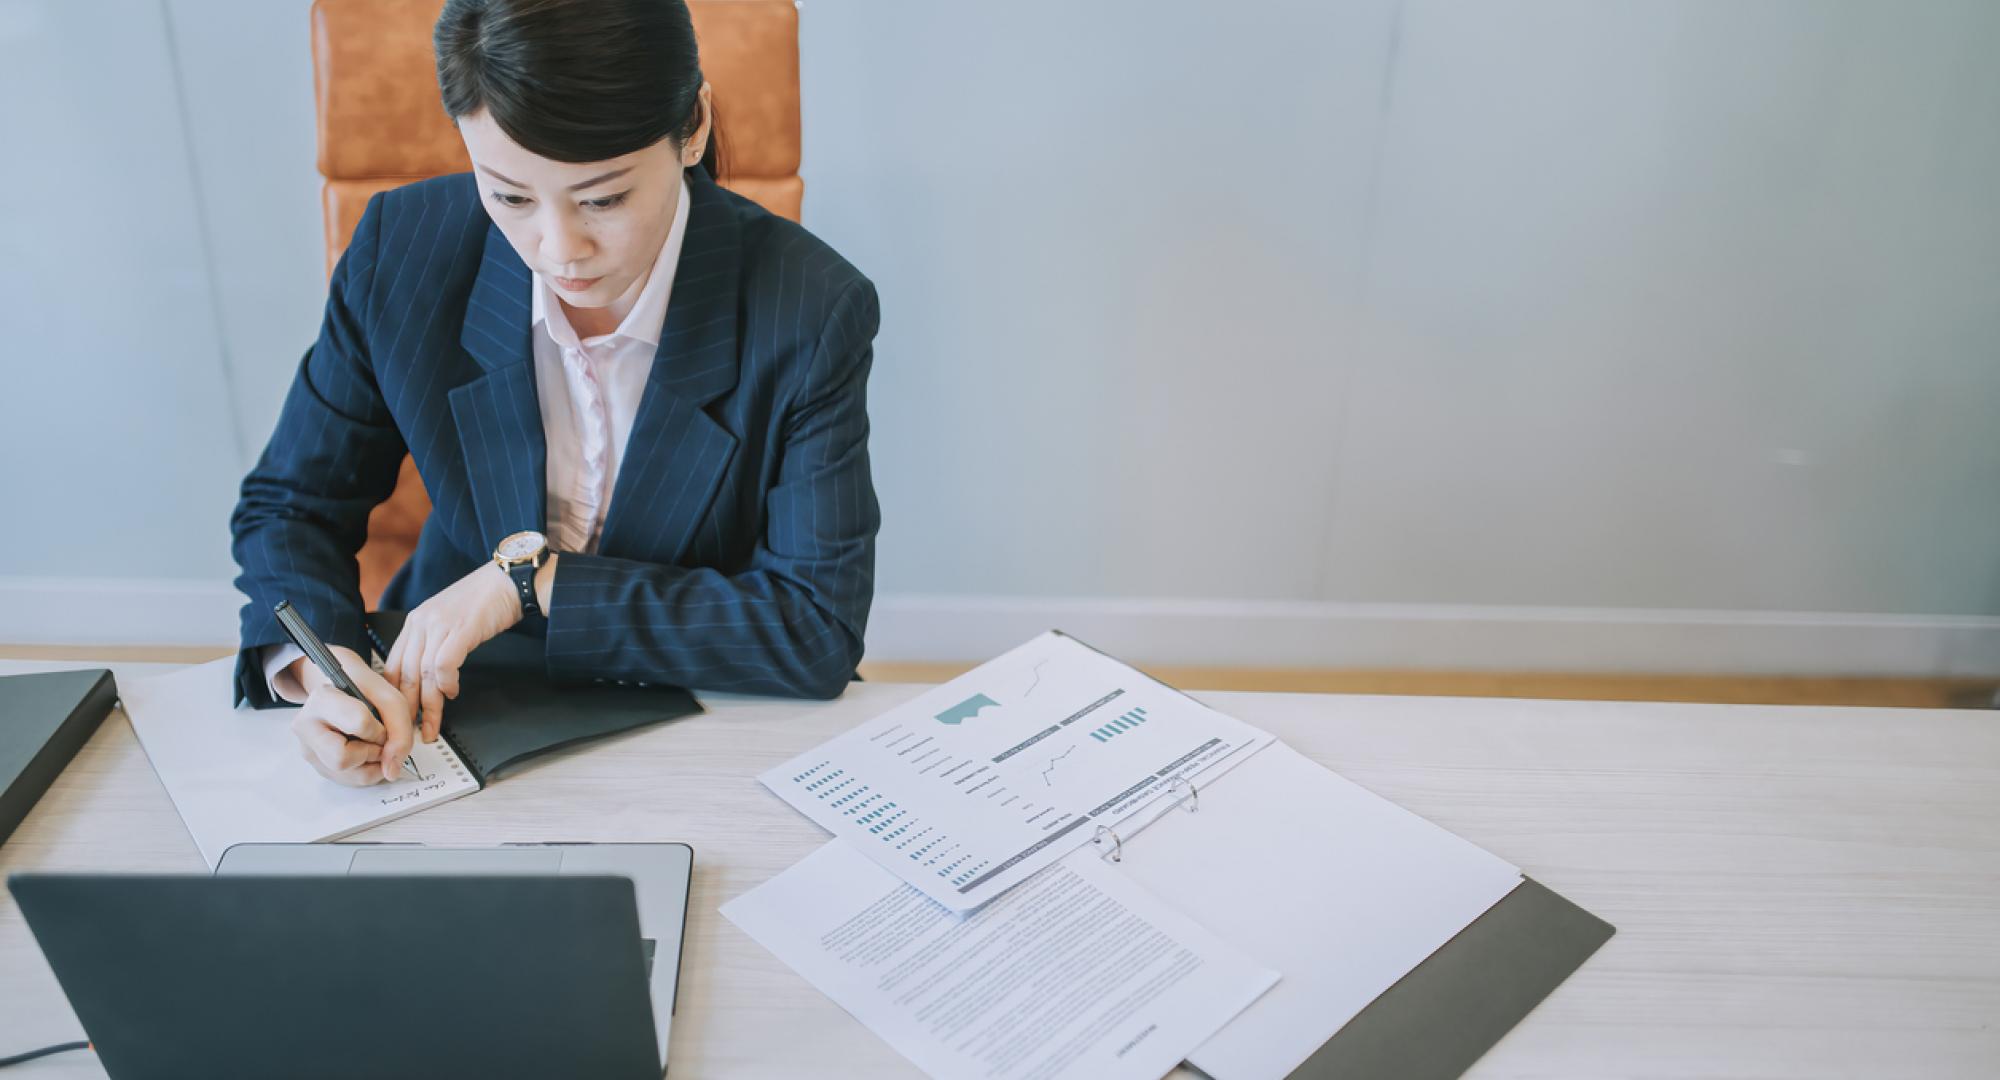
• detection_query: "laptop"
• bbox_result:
[10,842,691,1079]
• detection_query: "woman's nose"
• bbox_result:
[540,214,593,268]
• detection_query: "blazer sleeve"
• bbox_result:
[228,195,405,708]
[543,279,882,699]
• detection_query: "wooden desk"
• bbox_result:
[3,659,1997,1077]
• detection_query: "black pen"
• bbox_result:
[273,601,384,726]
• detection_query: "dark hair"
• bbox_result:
[434,0,721,177]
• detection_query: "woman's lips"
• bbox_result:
[554,275,603,292]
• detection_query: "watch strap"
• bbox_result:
[506,559,540,618]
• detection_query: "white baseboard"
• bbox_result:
[5,577,1998,677]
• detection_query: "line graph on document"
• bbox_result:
[1040,745,1074,786]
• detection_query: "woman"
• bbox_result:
[230,0,879,786]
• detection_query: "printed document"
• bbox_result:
[760,632,1274,909]
[722,839,1278,1080]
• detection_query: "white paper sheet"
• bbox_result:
[1103,741,1526,1080]
[760,632,1275,909]
[120,659,479,866]
[722,839,1278,1080]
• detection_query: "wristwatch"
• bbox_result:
[493,530,550,617]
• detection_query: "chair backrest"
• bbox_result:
[309,0,802,604]
[315,0,802,270]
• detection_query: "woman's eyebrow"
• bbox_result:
[566,166,634,192]
[476,164,528,187]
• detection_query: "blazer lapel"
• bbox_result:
[597,175,743,563]
[450,222,548,550]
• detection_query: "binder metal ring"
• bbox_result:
[1092,776,1204,863]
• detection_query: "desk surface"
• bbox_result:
[3,659,1997,1078]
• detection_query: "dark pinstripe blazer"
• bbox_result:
[230,169,880,704]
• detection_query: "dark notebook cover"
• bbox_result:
[0,668,118,845]
[364,612,701,785]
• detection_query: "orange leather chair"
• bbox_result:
[310,0,804,606]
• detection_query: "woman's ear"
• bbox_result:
[682,82,715,168]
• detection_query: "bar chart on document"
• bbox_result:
[762,632,1274,910]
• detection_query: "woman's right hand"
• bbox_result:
[283,646,417,786]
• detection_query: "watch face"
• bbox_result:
[497,531,547,561]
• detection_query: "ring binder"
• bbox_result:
[1092,775,1199,863]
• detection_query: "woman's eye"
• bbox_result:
[583,193,628,211]
[490,192,531,209]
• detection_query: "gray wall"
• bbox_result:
[808,0,2000,615]
[2,0,1997,662]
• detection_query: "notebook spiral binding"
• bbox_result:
[1091,774,1199,864]
[440,728,482,784]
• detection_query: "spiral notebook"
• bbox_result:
[121,660,481,866]
[363,611,702,786]
[122,619,701,866]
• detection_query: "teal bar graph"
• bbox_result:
[1089,706,1150,742]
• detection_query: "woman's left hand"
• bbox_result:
[385,561,527,741]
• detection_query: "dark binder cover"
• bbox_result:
[364,612,702,785]
[1281,877,1615,1080]
[0,668,118,845]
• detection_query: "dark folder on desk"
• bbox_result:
[1281,877,1613,1080]
[0,668,118,845]
[364,612,702,784]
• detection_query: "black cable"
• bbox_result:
[0,1041,88,1067]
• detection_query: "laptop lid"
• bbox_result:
[215,841,693,1068]
[8,874,660,1080]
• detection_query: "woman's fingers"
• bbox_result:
[287,653,417,786]
[419,672,445,742]
[383,633,406,688]
[293,716,350,771]
[291,714,384,774]
[350,662,415,781]
[394,624,426,722]
[314,692,386,744]
[418,630,443,739]
[379,564,528,745]
[338,737,384,770]
[418,629,479,740]
[437,637,466,701]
